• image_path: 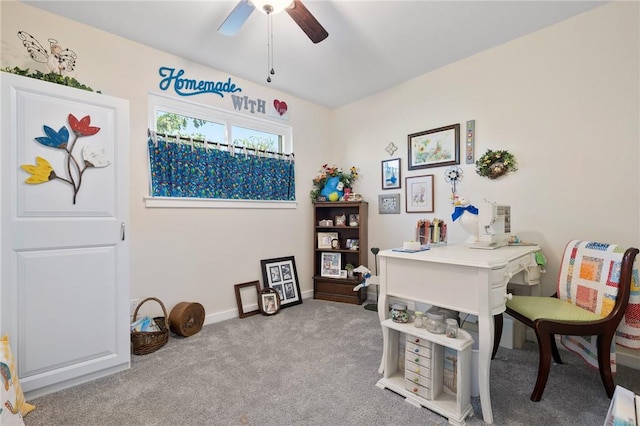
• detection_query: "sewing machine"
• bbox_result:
[470,201,511,249]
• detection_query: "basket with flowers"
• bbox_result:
[310,164,358,202]
[475,149,517,179]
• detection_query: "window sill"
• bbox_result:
[143,196,297,209]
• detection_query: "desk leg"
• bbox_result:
[377,290,388,374]
[478,313,495,424]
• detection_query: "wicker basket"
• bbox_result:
[131,297,169,355]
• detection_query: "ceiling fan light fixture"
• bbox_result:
[251,0,293,15]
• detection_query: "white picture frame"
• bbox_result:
[320,252,341,278]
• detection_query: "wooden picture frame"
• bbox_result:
[381,158,401,189]
[408,124,460,170]
[320,252,341,278]
[258,288,281,315]
[260,256,302,309]
[406,175,434,213]
[378,193,400,214]
[233,280,261,318]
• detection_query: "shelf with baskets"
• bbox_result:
[313,201,368,304]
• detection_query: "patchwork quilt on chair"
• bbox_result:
[558,240,640,373]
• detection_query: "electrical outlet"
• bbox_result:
[130,299,140,317]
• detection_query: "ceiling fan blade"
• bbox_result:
[285,0,328,44]
[218,0,255,36]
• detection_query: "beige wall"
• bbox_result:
[332,1,639,297]
[2,2,639,330]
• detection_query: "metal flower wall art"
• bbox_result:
[21,114,110,204]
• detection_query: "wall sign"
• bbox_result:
[158,66,242,98]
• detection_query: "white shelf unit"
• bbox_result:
[376,319,474,426]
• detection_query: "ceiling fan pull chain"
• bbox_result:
[266,11,275,83]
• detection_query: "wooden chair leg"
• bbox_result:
[531,329,554,401]
[492,314,503,359]
[597,334,615,398]
[549,334,563,364]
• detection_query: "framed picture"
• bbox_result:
[258,288,281,315]
[345,238,359,250]
[378,193,400,214]
[233,281,261,319]
[317,232,338,249]
[406,175,434,213]
[381,158,401,189]
[260,256,302,308]
[348,214,359,226]
[320,252,342,278]
[335,214,347,226]
[408,124,460,170]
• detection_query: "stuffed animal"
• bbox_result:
[451,196,479,243]
[320,176,344,200]
[351,265,371,291]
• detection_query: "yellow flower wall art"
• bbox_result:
[20,113,110,204]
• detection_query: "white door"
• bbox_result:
[0,72,130,396]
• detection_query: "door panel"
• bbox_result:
[1,72,130,396]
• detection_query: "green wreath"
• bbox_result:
[475,149,517,179]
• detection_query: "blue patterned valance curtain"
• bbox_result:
[147,131,295,201]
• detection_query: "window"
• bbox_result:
[146,94,295,208]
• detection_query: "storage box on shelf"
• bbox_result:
[313,201,368,304]
[377,319,474,426]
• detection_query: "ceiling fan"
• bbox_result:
[218,0,329,44]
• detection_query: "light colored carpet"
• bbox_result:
[24,299,640,425]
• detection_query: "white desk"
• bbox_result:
[377,244,540,424]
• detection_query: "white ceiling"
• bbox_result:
[22,0,607,109]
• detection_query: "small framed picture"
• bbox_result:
[320,252,342,278]
[258,288,281,315]
[317,232,339,249]
[382,158,401,189]
[260,256,302,308]
[335,214,347,226]
[348,214,359,226]
[406,175,434,213]
[378,193,400,214]
[339,270,348,278]
[345,238,359,250]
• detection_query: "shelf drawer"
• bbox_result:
[405,350,431,369]
[406,335,432,349]
[406,369,432,388]
[405,378,433,400]
[406,341,432,359]
[315,280,358,296]
[405,359,431,379]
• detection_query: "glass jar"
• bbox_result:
[414,311,423,328]
[390,303,409,323]
[445,318,459,338]
[424,311,445,334]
